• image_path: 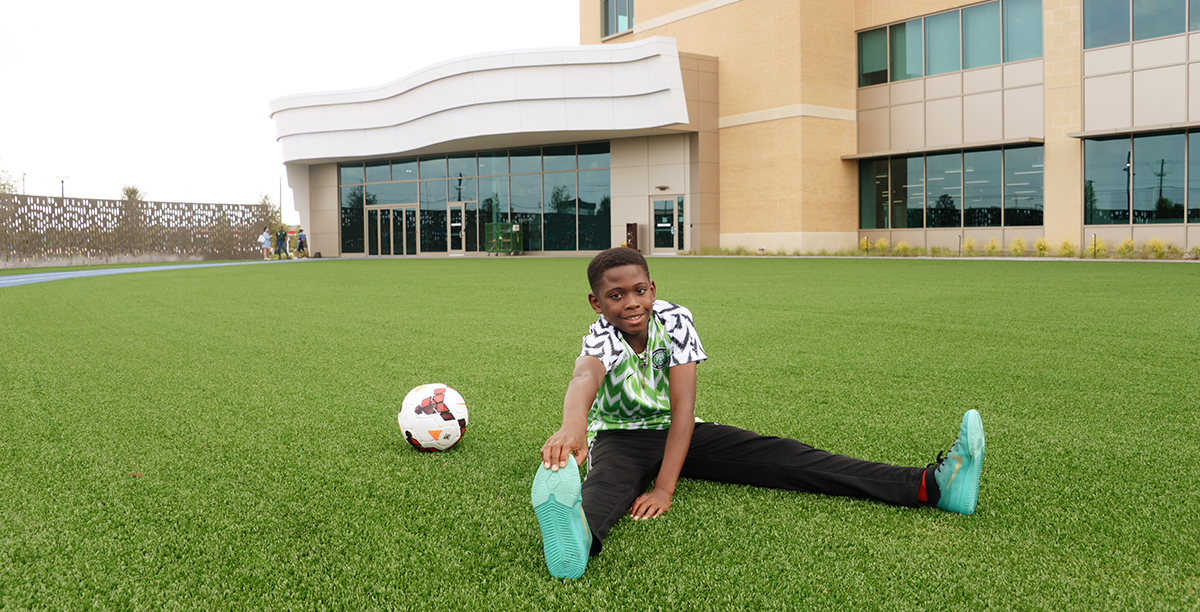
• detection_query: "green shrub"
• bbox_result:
[1188,247,1200,260]
[963,236,977,256]
[1115,238,1136,258]
[929,245,952,257]
[1085,236,1109,258]
[1166,244,1184,260]
[894,241,912,257]
[1140,237,1166,259]
[732,245,752,256]
[984,237,1001,256]
[859,237,870,253]
[874,238,890,254]
[1034,237,1050,257]
[1056,240,1076,258]
[1008,237,1026,257]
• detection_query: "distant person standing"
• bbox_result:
[296,228,308,258]
[275,226,290,260]
[258,226,271,260]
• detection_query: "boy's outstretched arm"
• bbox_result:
[541,355,605,472]
[630,361,697,520]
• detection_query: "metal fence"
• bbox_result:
[0,194,272,268]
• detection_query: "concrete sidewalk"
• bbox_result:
[0,259,318,289]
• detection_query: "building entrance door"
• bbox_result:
[651,196,684,254]
[448,204,465,256]
[366,206,418,255]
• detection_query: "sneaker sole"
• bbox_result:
[531,459,588,579]
[956,410,985,514]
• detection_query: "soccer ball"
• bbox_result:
[398,384,469,452]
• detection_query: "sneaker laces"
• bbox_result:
[926,449,948,470]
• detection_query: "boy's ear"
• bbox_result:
[588,292,602,314]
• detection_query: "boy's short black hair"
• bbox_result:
[587,247,650,292]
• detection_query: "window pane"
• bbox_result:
[420,180,447,252]
[448,154,476,178]
[578,170,611,250]
[890,156,925,228]
[392,158,418,181]
[1085,0,1131,48]
[859,160,889,229]
[544,172,577,251]
[1084,137,1131,224]
[368,182,418,206]
[1190,134,1200,221]
[1132,132,1185,223]
[890,20,924,81]
[419,156,447,180]
[858,28,889,86]
[544,145,577,172]
[964,2,1002,69]
[1134,0,1184,40]
[1004,146,1045,226]
[925,11,961,76]
[478,176,508,224]
[510,148,541,174]
[926,152,963,228]
[367,209,378,256]
[511,174,542,252]
[449,177,476,203]
[578,142,611,169]
[606,0,617,36]
[1004,0,1043,62]
[1191,0,1200,30]
[340,185,366,253]
[964,149,1002,227]
[365,161,389,183]
[465,201,478,252]
[340,164,363,186]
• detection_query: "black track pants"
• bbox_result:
[581,423,926,554]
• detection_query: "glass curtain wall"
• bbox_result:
[1132,133,1185,223]
[858,28,889,85]
[859,160,889,229]
[925,11,961,76]
[889,156,925,228]
[927,153,963,228]
[964,150,1003,227]
[1003,146,1045,225]
[890,20,923,81]
[1084,137,1132,224]
[963,2,1002,69]
[1086,0,1195,48]
[338,143,611,254]
[1004,0,1044,61]
[1189,135,1200,221]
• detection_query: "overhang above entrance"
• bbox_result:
[269,37,690,165]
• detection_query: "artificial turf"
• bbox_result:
[0,257,1197,611]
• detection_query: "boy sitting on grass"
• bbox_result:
[531,247,986,579]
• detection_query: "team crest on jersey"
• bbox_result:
[651,348,669,370]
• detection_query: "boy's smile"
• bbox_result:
[589,264,656,351]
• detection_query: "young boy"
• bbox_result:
[531,247,985,579]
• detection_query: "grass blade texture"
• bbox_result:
[1,258,1197,611]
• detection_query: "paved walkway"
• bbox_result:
[0,259,314,289]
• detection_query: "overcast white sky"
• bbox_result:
[0,0,580,223]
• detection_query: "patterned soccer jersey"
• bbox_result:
[578,300,707,439]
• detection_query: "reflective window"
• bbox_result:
[420,180,447,252]
[544,145,577,172]
[925,12,961,76]
[419,157,447,180]
[890,20,924,81]
[340,185,367,253]
[1134,0,1184,40]
[1004,0,1044,62]
[1004,146,1044,226]
[1191,0,1200,30]
[858,28,889,86]
[449,176,476,203]
[369,182,418,206]
[579,170,611,250]
[510,148,541,174]
[964,149,1002,227]
[392,159,418,181]
[340,164,363,185]
[579,142,611,169]
[859,160,889,229]
[604,0,634,36]
[964,2,1002,69]
[1084,137,1131,224]
[1133,132,1185,223]
[890,156,925,228]
[368,209,379,256]
[1085,0,1131,48]
[1190,134,1200,221]
[926,153,963,228]
[544,173,577,251]
[478,151,508,176]
[478,176,509,224]
[448,154,476,178]
[365,161,390,183]
[511,174,542,252]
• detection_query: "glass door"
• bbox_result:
[652,196,684,253]
[367,206,418,255]
[448,204,465,255]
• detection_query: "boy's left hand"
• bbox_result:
[630,487,672,520]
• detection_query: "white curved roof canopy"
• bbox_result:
[269,37,690,164]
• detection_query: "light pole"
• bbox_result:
[56,176,68,199]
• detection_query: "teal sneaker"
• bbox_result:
[531,455,591,578]
[933,409,985,515]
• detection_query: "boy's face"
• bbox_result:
[589,264,656,339]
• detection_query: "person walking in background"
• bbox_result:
[296,228,308,258]
[274,225,290,260]
[258,226,271,260]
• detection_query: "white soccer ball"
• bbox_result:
[398,384,469,452]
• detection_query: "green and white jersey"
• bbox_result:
[578,300,707,439]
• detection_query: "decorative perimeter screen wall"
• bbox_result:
[0,195,272,268]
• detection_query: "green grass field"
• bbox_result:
[1,257,1197,611]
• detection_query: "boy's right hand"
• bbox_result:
[541,427,587,472]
